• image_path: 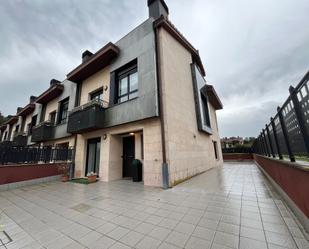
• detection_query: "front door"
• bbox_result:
[122,136,135,178]
[86,138,101,176]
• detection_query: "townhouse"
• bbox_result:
[0,0,223,187]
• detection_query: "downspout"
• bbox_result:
[154,25,169,189]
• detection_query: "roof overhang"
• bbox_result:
[67,42,120,83]
[1,116,18,128]
[154,16,206,77]
[36,83,64,104]
[205,85,223,110]
[17,103,35,117]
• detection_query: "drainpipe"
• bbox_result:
[154,25,169,189]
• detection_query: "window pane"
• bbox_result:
[119,77,128,96]
[129,72,138,92]
[91,90,103,101]
[119,95,128,103]
[129,91,138,100]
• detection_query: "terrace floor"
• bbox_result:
[0,162,308,249]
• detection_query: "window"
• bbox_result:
[201,92,211,127]
[49,111,56,125]
[15,125,19,132]
[58,98,69,125]
[213,141,218,160]
[90,88,103,101]
[117,64,138,103]
[29,115,37,135]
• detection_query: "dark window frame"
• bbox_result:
[213,141,219,160]
[49,111,57,125]
[200,91,211,128]
[116,63,138,104]
[57,98,69,125]
[29,115,37,135]
[90,88,104,101]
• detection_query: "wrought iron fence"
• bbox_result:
[0,146,74,165]
[252,71,309,162]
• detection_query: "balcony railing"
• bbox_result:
[70,99,109,113]
[67,99,108,134]
[31,121,55,142]
[13,132,28,146]
[0,145,74,165]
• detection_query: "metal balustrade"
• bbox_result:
[252,71,309,162]
[0,146,74,165]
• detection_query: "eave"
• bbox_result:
[67,42,120,83]
[154,16,206,77]
[36,83,64,104]
[17,103,35,117]
[1,116,18,128]
[206,85,223,110]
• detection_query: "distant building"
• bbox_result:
[221,136,244,148]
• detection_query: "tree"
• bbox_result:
[0,111,6,126]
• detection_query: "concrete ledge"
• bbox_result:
[223,153,253,161]
[0,175,61,192]
[254,154,309,232]
[0,163,66,185]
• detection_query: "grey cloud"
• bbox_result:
[0,0,308,137]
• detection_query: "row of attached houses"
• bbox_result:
[0,0,223,187]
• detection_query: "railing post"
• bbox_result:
[289,86,309,157]
[262,129,270,157]
[271,117,283,160]
[261,133,267,156]
[266,124,275,158]
[277,106,295,162]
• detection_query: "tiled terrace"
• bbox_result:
[0,162,308,249]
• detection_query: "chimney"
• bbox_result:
[16,107,23,114]
[30,96,37,103]
[50,79,61,86]
[148,0,169,19]
[82,50,93,63]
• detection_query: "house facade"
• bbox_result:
[0,0,223,188]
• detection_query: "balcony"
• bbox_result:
[31,121,55,143]
[67,99,108,134]
[13,132,28,146]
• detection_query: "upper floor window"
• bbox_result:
[201,92,211,128]
[49,111,56,125]
[117,63,138,104]
[58,98,69,125]
[28,115,37,135]
[90,88,103,101]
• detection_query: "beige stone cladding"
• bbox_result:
[80,67,110,105]
[158,28,223,187]
[44,97,59,121]
[74,118,162,186]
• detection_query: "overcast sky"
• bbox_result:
[0,0,308,137]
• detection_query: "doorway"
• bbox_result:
[85,138,101,176]
[122,136,135,178]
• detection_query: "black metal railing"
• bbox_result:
[252,71,309,163]
[0,146,74,165]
